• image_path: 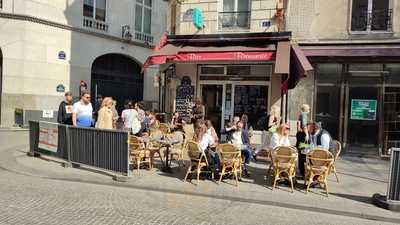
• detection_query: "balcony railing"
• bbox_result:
[351,9,393,32]
[83,17,108,32]
[218,11,251,30]
[134,31,154,44]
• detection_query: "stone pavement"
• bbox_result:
[0,131,400,225]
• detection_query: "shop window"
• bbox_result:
[200,66,225,75]
[135,0,152,34]
[351,0,392,32]
[316,64,342,84]
[83,0,106,21]
[386,64,400,84]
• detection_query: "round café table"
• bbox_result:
[151,137,179,173]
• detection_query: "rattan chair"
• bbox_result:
[329,140,342,183]
[184,140,213,184]
[270,146,298,192]
[304,148,334,197]
[217,144,241,186]
[168,131,186,168]
[129,135,151,173]
[147,129,165,168]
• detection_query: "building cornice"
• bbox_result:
[0,12,154,49]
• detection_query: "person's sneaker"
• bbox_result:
[252,154,258,161]
[244,169,251,178]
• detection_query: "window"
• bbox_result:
[83,0,106,21]
[351,0,392,32]
[219,0,250,29]
[135,0,152,34]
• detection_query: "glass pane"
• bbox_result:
[351,0,369,31]
[143,8,152,34]
[144,0,152,7]
[237,0,249,12]
[316,64,342,84]
[223,0,235,12]
[95,0,106,21]
[349,63,383,71]
[316,86,341,140]
[386,64,400,84]
[135,5,143,32]
[237,11,249,28]
[202,85,223,134]
[371,0,390,30]
[136,0,143,3]
[83,0,94,18]
[234,85,268,130]
[384,87,400,154]
[227,65,250,76]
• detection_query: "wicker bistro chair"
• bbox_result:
[270,146,298,192]
[147,129,165,168]
[329,140,342,183]
[304,148,334,197]
[168,131,186,168]
[128,135,152,173]
[217,144,242,186]
[184,141,214,184]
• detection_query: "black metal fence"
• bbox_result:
[29,121,130,176]
[388,148,400,201]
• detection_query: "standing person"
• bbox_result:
[267,105,281,131]
[57,91,73,125]
[121,100,134,132]
[93,94,103,122]
[230,121,252,177]
[241,114,253,146]
[72,90,93,127]
[95,97,113,129]
[111,100,119,128]
[270,123,291,150]
[135,102,146,124]
[190,97,205,125]
[296,104,311,177]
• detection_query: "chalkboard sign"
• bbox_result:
[175,76,194,122]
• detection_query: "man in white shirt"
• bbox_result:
[121,101,134,131]
[72,90,93,127]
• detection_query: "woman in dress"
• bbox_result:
[296,104,311,177]
[96,97,114,129]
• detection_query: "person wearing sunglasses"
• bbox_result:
[72,90,93,127]
[270,123,291,150]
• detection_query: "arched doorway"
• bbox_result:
[91,54,143,113]
[0,48,3,124]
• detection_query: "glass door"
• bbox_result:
[201,84,223,134]
[346,86,380,148]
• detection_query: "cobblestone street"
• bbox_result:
[1,131,400,225]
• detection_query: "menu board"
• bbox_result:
[351,99,377,120]
[175,76,194,122]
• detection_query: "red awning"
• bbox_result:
[142,44,276,69]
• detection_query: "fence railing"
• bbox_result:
[29,121,130,177]
[218,11,251,30]
[83,17,108,32]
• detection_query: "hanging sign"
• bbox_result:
[56,84,65,93]
[192,8,204,29]
[351,99,377,121]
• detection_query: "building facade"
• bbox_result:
[159,0,400,156]
[0,0,167,127]
[286,0,400,156]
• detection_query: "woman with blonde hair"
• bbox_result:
[96,97,114,129]
[270,123,291,150]
[268,105,281,131]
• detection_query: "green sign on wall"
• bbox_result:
[351,99,377,121]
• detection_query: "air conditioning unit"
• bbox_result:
[122,25,132,40]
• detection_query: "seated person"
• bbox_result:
[308,122,336,156]
[193,122,220,173]
[223,116,240,143]
[205,120,219,147]
[230,121,252,177]
[270,123,291,150]
[170,111,184,132]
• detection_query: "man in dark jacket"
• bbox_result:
[57,91,73,125]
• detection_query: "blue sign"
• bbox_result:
[58,51,66,60]
[192,8,204,29]
[262,21,271,27]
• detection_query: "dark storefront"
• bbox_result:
[302,44,400,156]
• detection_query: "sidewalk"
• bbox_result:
[1,141,399,224]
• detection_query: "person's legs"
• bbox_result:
[241,146,252,175]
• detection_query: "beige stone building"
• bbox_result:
[0,0,167,127]
[153,0,400,156]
